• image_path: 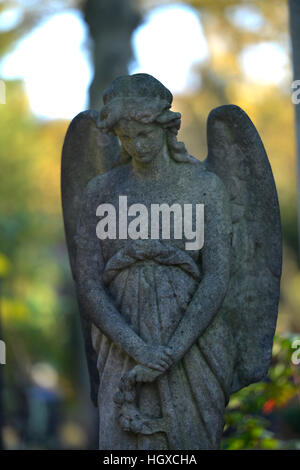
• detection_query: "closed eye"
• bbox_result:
[138,131,149,138]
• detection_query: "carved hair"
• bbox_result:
[99,74,195,164]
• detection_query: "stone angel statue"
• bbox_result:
[61,74,281,450]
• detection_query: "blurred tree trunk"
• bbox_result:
[83,0,142,109]
[289,0,300,258]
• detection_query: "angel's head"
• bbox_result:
[99,74,193,164]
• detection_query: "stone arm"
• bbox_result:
[167,174,232,363]
[75,238,152,365]
[75,181,172,371]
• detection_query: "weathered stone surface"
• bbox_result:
[61,73,282,450]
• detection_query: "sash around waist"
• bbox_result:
[103,240,201,285]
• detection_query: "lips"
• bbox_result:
[136,153,153,161]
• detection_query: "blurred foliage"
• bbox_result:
[0,0,79,57]
[0,80,86,449]
[0,0,299,450]
[222,334,300,450]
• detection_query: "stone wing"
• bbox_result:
[204,105,282,392]
[61,110,120,405]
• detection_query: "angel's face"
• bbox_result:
[114,119,165,164]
